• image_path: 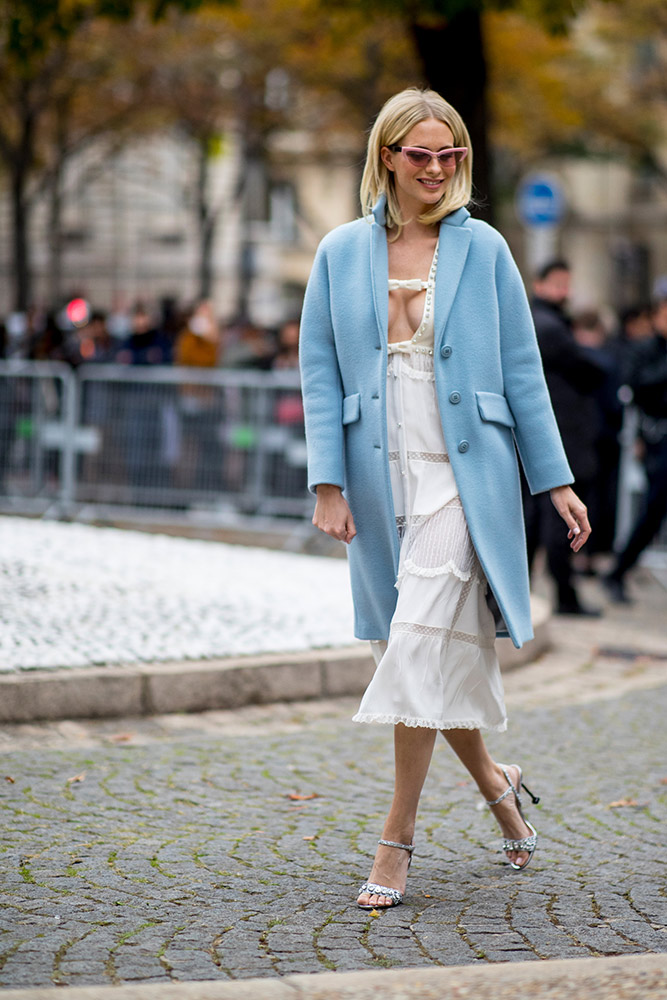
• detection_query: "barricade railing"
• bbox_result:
[0,362,664,551]
[0,362,310,517]
[0,360,77,510]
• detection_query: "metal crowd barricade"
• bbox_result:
[3,361,661,549]
[75,364,309,515]
[0,362,311,518]
[0,360,77,511]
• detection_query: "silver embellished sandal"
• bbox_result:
[486,764,540,871]
[357,838,415,909]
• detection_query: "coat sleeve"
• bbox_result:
[495,240,574,494]
[298,241,345,494]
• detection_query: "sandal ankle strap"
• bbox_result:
[378,838,414,853]
[486,766,519,807]
[486,784,515,807]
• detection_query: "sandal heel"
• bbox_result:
[486,764,539,871]
[521,781,540,805]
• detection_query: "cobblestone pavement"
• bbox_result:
[1,679,665,988]
[0,553,665,990]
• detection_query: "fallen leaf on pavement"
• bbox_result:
[66,772,87,785]
[302,836,316,841]
[607,798,639,808]
[108,733,134,743]
[370,909,381,917]
[286,792,320,801]
[660,778,667,785]
[5,776,15,783]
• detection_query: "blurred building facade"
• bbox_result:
[501,155,667,312]
[1,128,667,322]
[0,128,361,327]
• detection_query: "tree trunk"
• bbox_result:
[46,99,69,307]
[46,165,64,308]
[9,85,37,311]
[11,166,32,312]
[411,9,493,224]
[195,136,215,300]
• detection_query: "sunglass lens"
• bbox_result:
[405,151,431,167]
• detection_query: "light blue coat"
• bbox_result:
[299,196,573,648]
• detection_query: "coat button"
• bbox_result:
[449,391,461,404]
[441,345,452,358]
[458,440,469,453]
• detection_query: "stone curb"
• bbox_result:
[0,598,550,724]
[0,954,665,1000]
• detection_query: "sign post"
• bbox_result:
[515,173,566,274]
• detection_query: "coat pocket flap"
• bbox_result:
[475,391,516,428]
[342,392,361,425]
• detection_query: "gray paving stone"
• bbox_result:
[1,562,667,990]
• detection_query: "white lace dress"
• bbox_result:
[352,243,508,732]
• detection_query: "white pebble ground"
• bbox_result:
[0,517,356,672]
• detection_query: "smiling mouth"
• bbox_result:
[418,179,443,187]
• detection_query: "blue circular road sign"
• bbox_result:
[516,174,566,227]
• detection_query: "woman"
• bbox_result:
[298,88,590,909]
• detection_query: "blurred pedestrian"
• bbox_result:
[173,301,225,491]
[300,88,590,909]
[116,305,172,488]
[272,319,300,370]
[65,311,116,366]
[603,298,667,602]
[611,305,654,386]
[222,320,275,369]
[29,312,67,362]
[571,309,623,564]
[270,319,306,498]
[525,261,606,616]
[116,305,172,366]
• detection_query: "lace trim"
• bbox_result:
[408,498,462,520]
[397,558,480,583]
[410,450,449,462]
[390,620,495,648]
[352,712,508,733]
[399,364,435,383]
[387,352,436,380]
[401,351,435,372]
[389,450,450,464]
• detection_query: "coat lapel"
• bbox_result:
[369,197,472,350]
[433,210,472,350]
[370,197,389,348]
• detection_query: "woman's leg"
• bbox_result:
[357,723,437,907]
[441,728,533,867]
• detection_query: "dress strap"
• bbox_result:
[388,278,428,291]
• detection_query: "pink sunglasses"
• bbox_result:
[388,144,468,168]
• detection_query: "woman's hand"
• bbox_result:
[550,485,591,552]
[313,484,357,544]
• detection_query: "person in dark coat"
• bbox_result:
[526,260,607,615]
[571,309,623,562]
[603,298,667,602]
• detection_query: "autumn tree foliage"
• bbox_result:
[0,0,230,309]
[1,0,666,309]
[0,0,417,308]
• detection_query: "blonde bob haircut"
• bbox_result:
[360,87,473,237]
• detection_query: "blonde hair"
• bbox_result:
[360,87,473,236]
